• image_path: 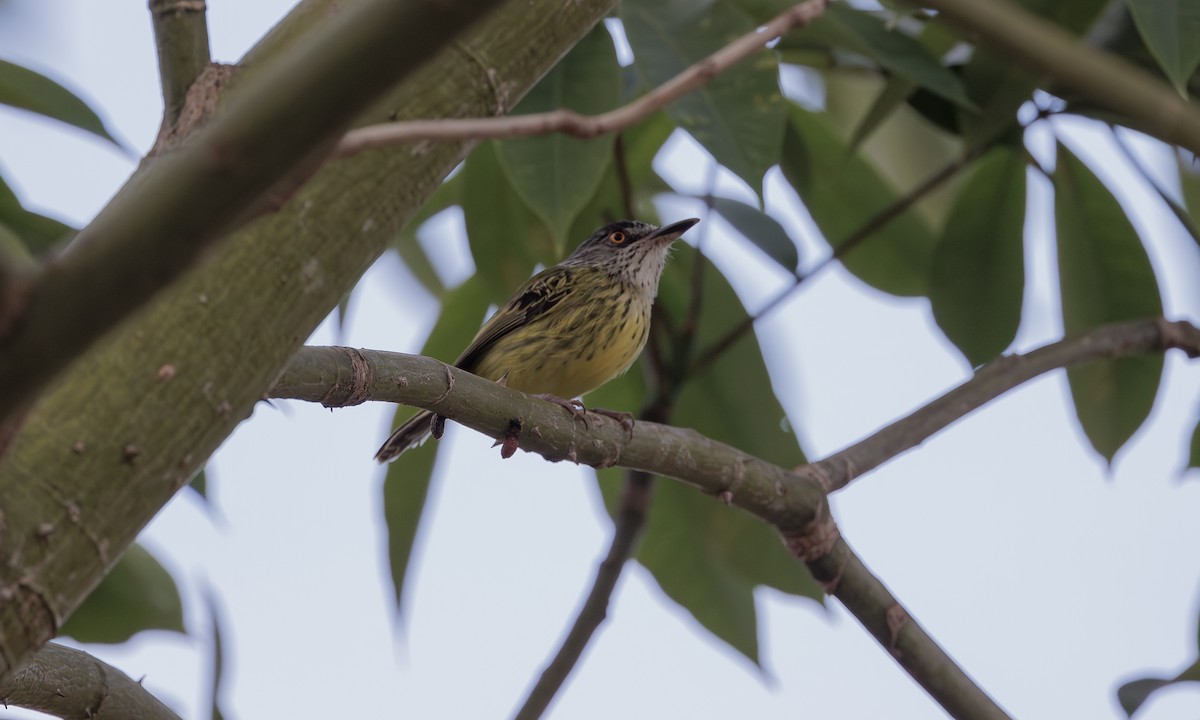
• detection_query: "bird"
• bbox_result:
[375,217,700,463]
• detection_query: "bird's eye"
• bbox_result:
[609,231,627,245]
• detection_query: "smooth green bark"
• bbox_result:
[0,0,614,680]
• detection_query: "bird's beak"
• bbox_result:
[647,217,700,243]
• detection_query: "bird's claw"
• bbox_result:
[536,393,590,429]
[589,407,636,440]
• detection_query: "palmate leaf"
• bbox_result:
[781,103,937,297]
[621,0,785,194]
[1126,0,1200,94]
[1055,143,1164,463]
[383,275,492,615]
[590,246,821,667]
[60,544,185,643]
[930,145,1027,366]
[494,24,619,252]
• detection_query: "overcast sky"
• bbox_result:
[3,2,1200,719]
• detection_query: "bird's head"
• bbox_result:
[563,218,700,293]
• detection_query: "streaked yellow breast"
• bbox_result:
[471,274,652,399]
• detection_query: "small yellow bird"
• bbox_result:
[375,217,700,463]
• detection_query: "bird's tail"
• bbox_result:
[375,410,436,463]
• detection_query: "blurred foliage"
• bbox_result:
[377,0,1199,671]
[59,544,185,644]
[11,0,1200,705]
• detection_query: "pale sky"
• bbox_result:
[2,2,1200,719]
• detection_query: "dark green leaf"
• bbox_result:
[567,114,676,243]
[494,25,619,250]
[781,104,937,296]
[1126,0,1200,93]
[0,173,74,255]
[60,544,185,643]
[590,247,821,666]
[1188,414,1200,472]
[393,171,463,298]
[710,196,799,271]
[189,467,209,501]
[1056,144,1164,462]
[462,142,554,303]
[0,59,119,145]
[849,75,919,152]
[1117,659,1200,716]
[930,146,1027,366]
[1179,152,1200,225]
[819,4,973,108]
[0,220,37,272]
[622,0,785,193]
[384,275,491,613]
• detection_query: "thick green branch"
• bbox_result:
[918,0,1200,154]
[0,642,179,720]
[0,0,503,427]
[149,0,211,125]
[0,0,615,685]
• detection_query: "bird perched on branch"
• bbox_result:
[375,217,700,463]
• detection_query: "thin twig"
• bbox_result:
[333,0,830,158]
[512,470,655,720]
[690,148,980,375]
[811,317,1200,493]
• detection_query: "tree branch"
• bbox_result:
[512,469,655,720]
[0,642,180,720]
[149,0,211,126]
[271,315,1200,720]
[918,0,1200,155]
[0,0,617,685]
[0,0,504,430]
[333,0,830,157]
[813,317,1200,492]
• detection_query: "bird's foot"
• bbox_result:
[588,407,636,439]
[536,393,590,429]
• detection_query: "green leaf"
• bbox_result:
[622,0,785,193]
[781,104,937,297]
[590,247,822,666]
[494,25,619,250]
[1179,152,1200,224]
[0,173,74,255]
[1117,659,1200,716]
[818,4,974,109]
[189,467,209,501]
[60,544,185,643]
[1055,144,1164,462]
[1188,414,1200,472]
[709,196,799,271]
[393,171,463,298]
[384,275,491,613]
[0,59,119,145]
[567,113,676,242]
[462,142,552,303]
[930,146,1027,366]
[849,75,919,152]
[1126,0,1200,94]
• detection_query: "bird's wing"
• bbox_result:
[454,266,574,372]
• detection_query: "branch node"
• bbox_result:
[885,604,910,658]
[501,417,522,459]
[779,508,840,563]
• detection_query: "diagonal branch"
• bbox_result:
[811,317,1200,492]
[0,0,504,431]
[919,0,1200,155]
[333,0,830,157]
[271,315,1200,720]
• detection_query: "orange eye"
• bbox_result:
[609,231,627,245]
